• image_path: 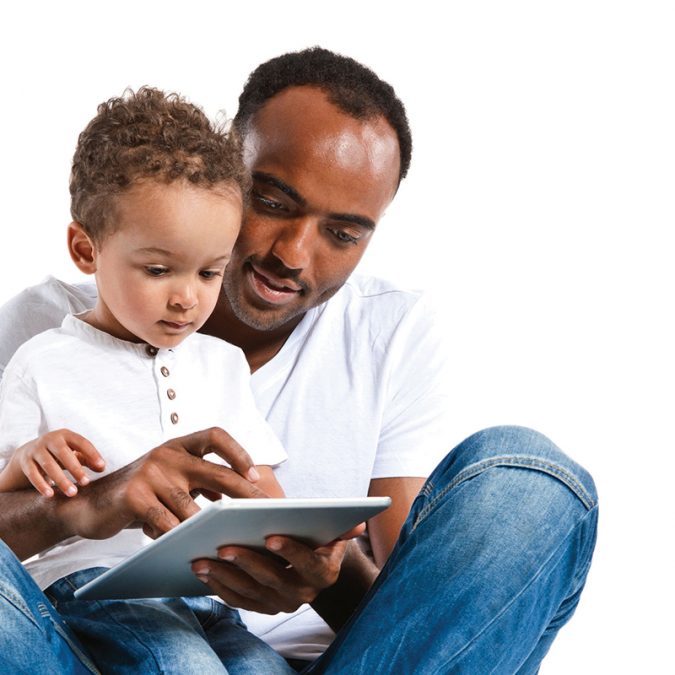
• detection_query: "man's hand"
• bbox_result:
[190,523,370,618]
[63,427,269,542]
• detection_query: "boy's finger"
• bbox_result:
[25,461,55,498]
[64,431,105,472]
[35,453,78,497]
[46,438,90,486]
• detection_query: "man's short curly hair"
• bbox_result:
[71,86,249,242]
[233,47,412,184]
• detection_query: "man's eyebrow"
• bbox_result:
[253,172,306,206]
[253,172,375,231]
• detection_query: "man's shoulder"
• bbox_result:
[328,275,431,327]
[333,275,425,315]
[342,274,423,303]
[0,276,96,326]
[0,276,97,377]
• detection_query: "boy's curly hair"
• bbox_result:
[70,86,249,242]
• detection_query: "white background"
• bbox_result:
[1,2,673,672]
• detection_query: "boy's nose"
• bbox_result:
[169,283,197,310]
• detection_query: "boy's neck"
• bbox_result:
[200,294,303,373]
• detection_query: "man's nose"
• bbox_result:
[270,218,315,271]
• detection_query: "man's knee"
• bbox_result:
[430,425,597,511]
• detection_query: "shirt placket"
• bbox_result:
[146,345,179,433]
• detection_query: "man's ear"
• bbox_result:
[68,222,97,274]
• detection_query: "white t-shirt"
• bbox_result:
[0,312,286,590]
[0,275,453,659]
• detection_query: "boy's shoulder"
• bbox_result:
[180,331,249,368]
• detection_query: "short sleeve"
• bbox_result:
[0,364,44,470]
[373,297,453,479]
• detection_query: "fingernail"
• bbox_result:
[43,487,54,498]
[247,467,260,482]
[193,565,210,576]
[218,552,235,562]
[196,576,209,585]
[267,538,282,551]
[79,476,89,486]
[66,486,77,497]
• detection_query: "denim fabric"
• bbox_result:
[0,541,99,674]
[44,567,294,674]
[307,425,598,674]
[0,426,598,674]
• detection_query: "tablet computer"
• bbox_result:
[74,496,391,600]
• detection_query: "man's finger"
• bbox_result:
[192,566,278,613]
[184,457,269,499]
[127,487,181,536]
[212,546,292,591]
[176,428,258,481]
[162,485,202,520]
[263,536,346,587]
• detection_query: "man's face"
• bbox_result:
[223,86,401,332]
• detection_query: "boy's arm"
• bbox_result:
[0,456,32,492]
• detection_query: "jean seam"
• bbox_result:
[0,581,41,631]
[64,598,165,672]
[445,507,597,671]
[42,607,102,675]
[413,455,595,533]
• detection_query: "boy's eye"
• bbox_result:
[145,266,169,276]
[199,269,223,280]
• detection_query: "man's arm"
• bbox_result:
[193,476,425,632]
[0,428,268,561]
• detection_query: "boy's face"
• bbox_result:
[88,181,241,348]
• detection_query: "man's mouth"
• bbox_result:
[247,263,304,306]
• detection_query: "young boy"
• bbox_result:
[0,87,291,671]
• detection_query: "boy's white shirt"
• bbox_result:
[0,312,287,590]
[0,275,453,660]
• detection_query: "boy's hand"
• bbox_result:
[15,429,105,497]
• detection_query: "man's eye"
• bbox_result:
[145,266,169,276]
[328,228,359,245]
[253,191,286,212]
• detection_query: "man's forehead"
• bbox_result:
[243,86,400,196]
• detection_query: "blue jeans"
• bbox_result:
[0,426,597,674]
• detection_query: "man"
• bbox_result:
[0,47,597,673]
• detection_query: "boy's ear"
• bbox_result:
[68,222,97,274]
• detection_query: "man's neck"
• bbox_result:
[200,293,303,373]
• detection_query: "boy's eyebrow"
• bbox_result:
[253,171,376,231]
[135,247,174,256]
[134,247,230,263]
